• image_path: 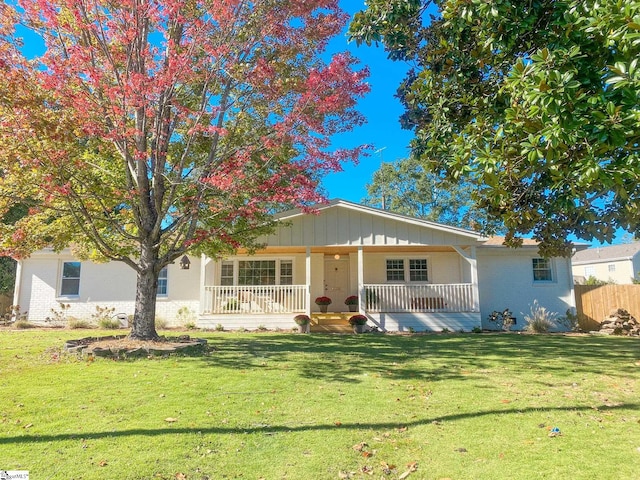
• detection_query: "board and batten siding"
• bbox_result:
[265,205,478,247]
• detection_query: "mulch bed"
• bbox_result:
[65,335,208,358]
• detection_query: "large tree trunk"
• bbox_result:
[129,246,160,340]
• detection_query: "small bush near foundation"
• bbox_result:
[215,323,224,331]
[155,317,168,329]
[68,319,95,329]
[472,326,483,333]
[184,321,197,330]
[524,301,556,333]
[14,319,35,329]
[98,318,122,329]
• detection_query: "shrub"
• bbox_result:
[257,324,268,331]
[155,317,168,329]
[293,314,311,325]
[557,309,581,332]
[471,326,483,333]
[487,308,515,331]
[184,321,197,330]
[215,323,224,331]
[91,305,116,325]
[68,319,95,329]
[523,301,556,333]
[14,319,35,329]
[176,306,196,326]
[98,317,122,329]
[46,302,71,326]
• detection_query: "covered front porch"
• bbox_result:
[197,245,482,332]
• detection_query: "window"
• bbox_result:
[584,266,595,277]
[608,264,616,273]
[386,259,405,281]
[238,260,276,285]
[220,261,234,286]
[532,258,553,282]
[60,261,81,296]
[409,259,428,281]
[157,267,168,296]
[280,260,293,285]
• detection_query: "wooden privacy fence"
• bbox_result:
[574,284,640,331]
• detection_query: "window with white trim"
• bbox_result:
[584,266,595,277]
[386,259,405,281]
[220,261,234,286]
[608,264,616,272]
[532,258,553,282]
[386,258,429,282]
[60,261,81,296]
[280,260,293,285]
[157,266,168,296]
[222,259,294,285]
[409,259,428,281]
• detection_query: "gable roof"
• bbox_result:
[267,199,485,247]
[572,242,640,265]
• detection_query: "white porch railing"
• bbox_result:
[203,285,307,314]
[363,284,477,313]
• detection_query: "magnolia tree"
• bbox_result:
[0,0,369,339]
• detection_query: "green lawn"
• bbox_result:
[1,329,639,479]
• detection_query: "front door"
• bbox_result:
[324,257,350,312]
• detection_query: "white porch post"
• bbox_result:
[305,247,311,315]
[357,246,364,312]
[12,259,22,312]
[199,254,207,314]
[453,246,480,312]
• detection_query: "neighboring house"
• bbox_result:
[572,242,640,284]
[14,199,578,331]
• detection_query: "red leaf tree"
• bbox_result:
[0,0,369,339]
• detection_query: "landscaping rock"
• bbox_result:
[599,309,640,336]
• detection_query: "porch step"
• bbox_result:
[310,313,356,333]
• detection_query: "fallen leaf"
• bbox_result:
[98,460,108,467]
[23,423,33,429]
[164,417,178,423]
[454,447,468,453]
[334,421,342,426]
[397,426,408,432]
[398,471,412,480]
[352,442,367,452]
[500,399,511,404]
[175,474,186,480]
[362,451,373,458]
[360,465,374,475]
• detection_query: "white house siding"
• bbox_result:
[17,250,201,326]
[571,258,637,284]
[477,248,575,330]
[366,312,481,333]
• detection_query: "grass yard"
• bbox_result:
[0,329,639,479]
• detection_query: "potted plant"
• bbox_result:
[293,314,311,334]
[348,314,368,334]
[315,296,332,313]
[344,295,358,312]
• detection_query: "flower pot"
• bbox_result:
[298,323,310,334]
[348,305,357,312]
[353,324,366,334]
[319,305,328,313]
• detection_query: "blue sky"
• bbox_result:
[323,2,416,204]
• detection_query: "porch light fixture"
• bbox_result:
[179,255,191,270]
[334,254,341,260]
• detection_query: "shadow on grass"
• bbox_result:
[197,333,640,383]
[1,402,636,445]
